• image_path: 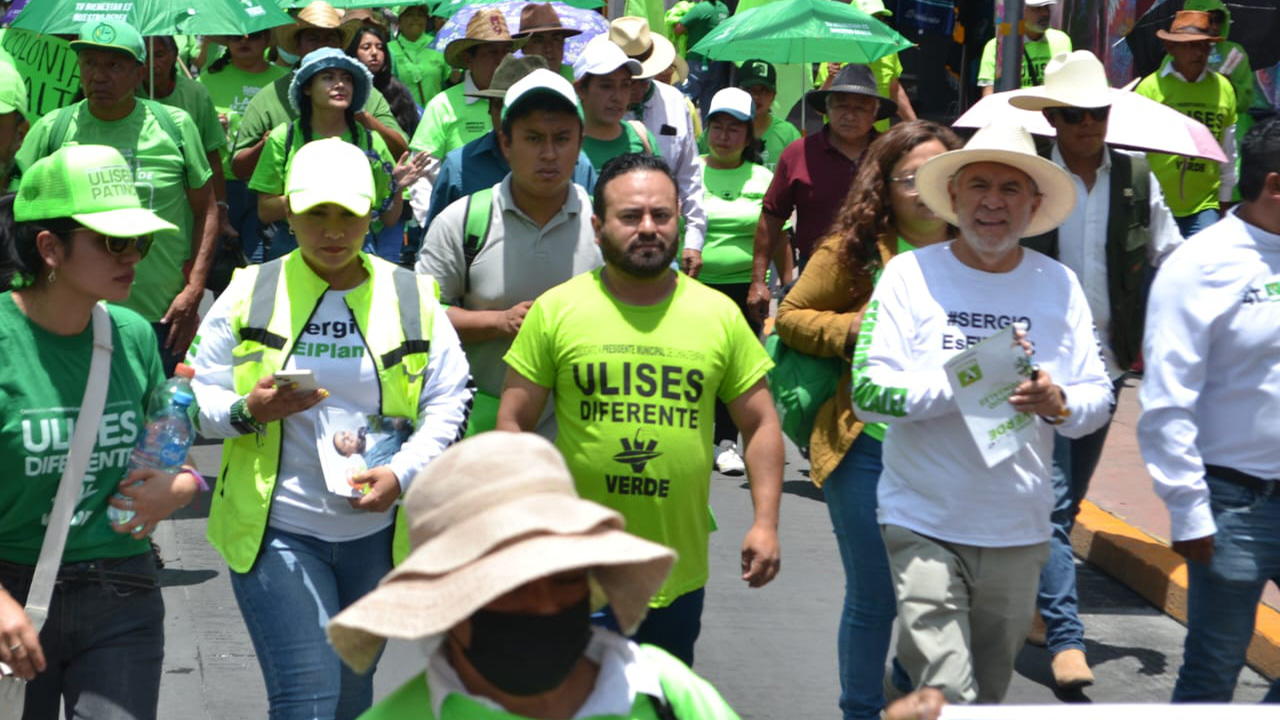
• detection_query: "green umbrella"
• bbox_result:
[10,0,295,36]
[687,0,913,65]
[429,0,603,19]
[276,0,402,8]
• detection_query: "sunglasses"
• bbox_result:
[72,228,154,259]
[1049,106,1110,124]
[890,173,917,192]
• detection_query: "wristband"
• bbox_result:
[230,396,266,436]
[181,465,209,492]
[216,200,230,209]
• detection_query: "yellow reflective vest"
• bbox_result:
[207,251,437,572]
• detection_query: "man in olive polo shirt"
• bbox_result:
[17,19,214,372]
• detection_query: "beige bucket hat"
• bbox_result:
[445,9,527,69]
[326,432,676,674]
[1009,50,1113,111]
[915,121,1077,238]
[608,16,676,81]
[275,1,356,58]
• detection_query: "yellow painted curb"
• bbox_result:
[1072,500,1280,680]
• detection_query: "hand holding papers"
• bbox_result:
[943,323,1037,468]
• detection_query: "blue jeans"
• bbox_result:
[1172,475,1280,703]
[0,553,164,720]
[824,433,896,719]
[227,179,265,263]
[1037,381,1121,654]
[592,587,705,667]
[372,220,406,265]
[230,524,394,720]
[1174,207,1220,239]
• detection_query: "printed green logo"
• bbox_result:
[1266,282,1280,298]
[92,23,117,44]
[957,362,983,388]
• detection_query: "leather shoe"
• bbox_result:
[1051,648,1094,689]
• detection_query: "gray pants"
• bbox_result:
[882,524,1048,704]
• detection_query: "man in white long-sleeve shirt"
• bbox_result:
[850,122,1114,704]
[1137,117,1280,704]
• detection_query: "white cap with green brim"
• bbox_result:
[15,145,176,237]
[285,137,375,217]
[502,68,584,122]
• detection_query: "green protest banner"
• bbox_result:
[0,29,81,118]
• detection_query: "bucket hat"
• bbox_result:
[275,1,357,58]
[16,145,176,237]
[285,137,375,216]
[326,432,675,674]
[805,63,896,120]
[1008,50,1113,111]
[288,47,374,115]
[1156,10,1224,43]
[445,9,526,69]
[914,121,1076,238]
[513,3,583,39]
[607,16,676,81]
[465,54,548,101]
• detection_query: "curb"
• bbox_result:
[1072,500,1280,680]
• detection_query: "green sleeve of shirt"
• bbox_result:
[186,79,228,152]
[410,93,453,154]
[248,124,289,195]
[503,297,557,389]
[366,88,406,143]
[14,112,53,172]
[171,108,214,189]
[230,85,282,155]
[977,38,997,85]
[718,299,773,402]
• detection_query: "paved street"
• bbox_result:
[150,438,1272,718]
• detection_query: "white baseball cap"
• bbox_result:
[572,36,642,82]
[707,88,753,122]
[286,137,375,216]
[1024,0,1058,6]
[503,68,584,121]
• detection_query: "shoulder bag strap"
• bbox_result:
[628,120,653,155]
[23,303,114,633]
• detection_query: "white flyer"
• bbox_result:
[943,323,1037,468]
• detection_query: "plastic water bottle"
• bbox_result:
[107,391,196,526]
[147,362,197,422]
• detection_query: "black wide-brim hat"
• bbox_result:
[805,63,897,121]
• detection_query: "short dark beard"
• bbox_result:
[601,232,678,279]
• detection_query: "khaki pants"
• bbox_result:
[882,524,1049,704]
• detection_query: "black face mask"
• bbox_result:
[461,596,593,697]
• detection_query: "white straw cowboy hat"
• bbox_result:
[915,121,1076,238]
[1008,51,1113,111]
[326,432,676,674]
[608,16,676,81]
[275,1,356,58]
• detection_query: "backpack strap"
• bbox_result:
[628,119,653,155]
[462,187,494,295]
[45,105,75,157]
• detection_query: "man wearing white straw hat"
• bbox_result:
[850,121,1114,703]
[1008,48,1180,691]
[327,432,946,720]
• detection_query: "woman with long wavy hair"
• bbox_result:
[775,120,961,720]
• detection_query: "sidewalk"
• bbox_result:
[1073,378,1280,679]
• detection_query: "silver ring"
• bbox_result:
[7,642,22,652]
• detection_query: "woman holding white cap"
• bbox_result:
[189,137,472,719]
[699,87,774,477]
[0,144,198,720]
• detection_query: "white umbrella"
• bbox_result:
[953,87,1227,164]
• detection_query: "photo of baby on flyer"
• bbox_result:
[315,407,414,497]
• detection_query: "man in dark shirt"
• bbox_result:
[746,64,894,323]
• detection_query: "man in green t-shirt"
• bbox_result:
[573,37,659,171]
[1135,9,1238,237]
[16,19,215,373]
[497,153,783,666]
[977,0,1073,97]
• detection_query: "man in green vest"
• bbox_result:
[1135,9,1238,238]
[1011,49,1181,693]
[977,0,1073,97]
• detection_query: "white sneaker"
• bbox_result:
[715,442,746,476]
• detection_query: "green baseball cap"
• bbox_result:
[15,145,177,238]
[0,61,30,122]
[736,60,777,90]
[70,19,146,63]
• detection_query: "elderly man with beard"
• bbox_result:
[850,122,1114,703]
[497,153,783,666]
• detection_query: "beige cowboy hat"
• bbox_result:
[915,121,1077,238]
[512,2,583,39]
[1156,10,1224,43]
[326,432,676,674]
[275,1,356,58]
[445,8,527,69]
[668,53,689,85]
[608,16,676,81]
[1008,50,1113,111]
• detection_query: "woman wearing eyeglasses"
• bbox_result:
[774,120,961,720]
[200,30,290,263]
[0,145,202,720]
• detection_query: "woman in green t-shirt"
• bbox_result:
[199,30,288,262]
[699,88,774,476]
[0,144,200,719]
[387,4,451,108]
[249,48,426,261]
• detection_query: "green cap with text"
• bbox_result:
[70,19,146,63]
[16,145,176,237]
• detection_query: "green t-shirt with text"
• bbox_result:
[16,101,213,322]
[410,82,491,157]
[504,270,773,606]
[0,296,164,565]
[700,160,772,285]
[583,122,660,171]
[198,63,291,178]
[977,28,1073,88]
